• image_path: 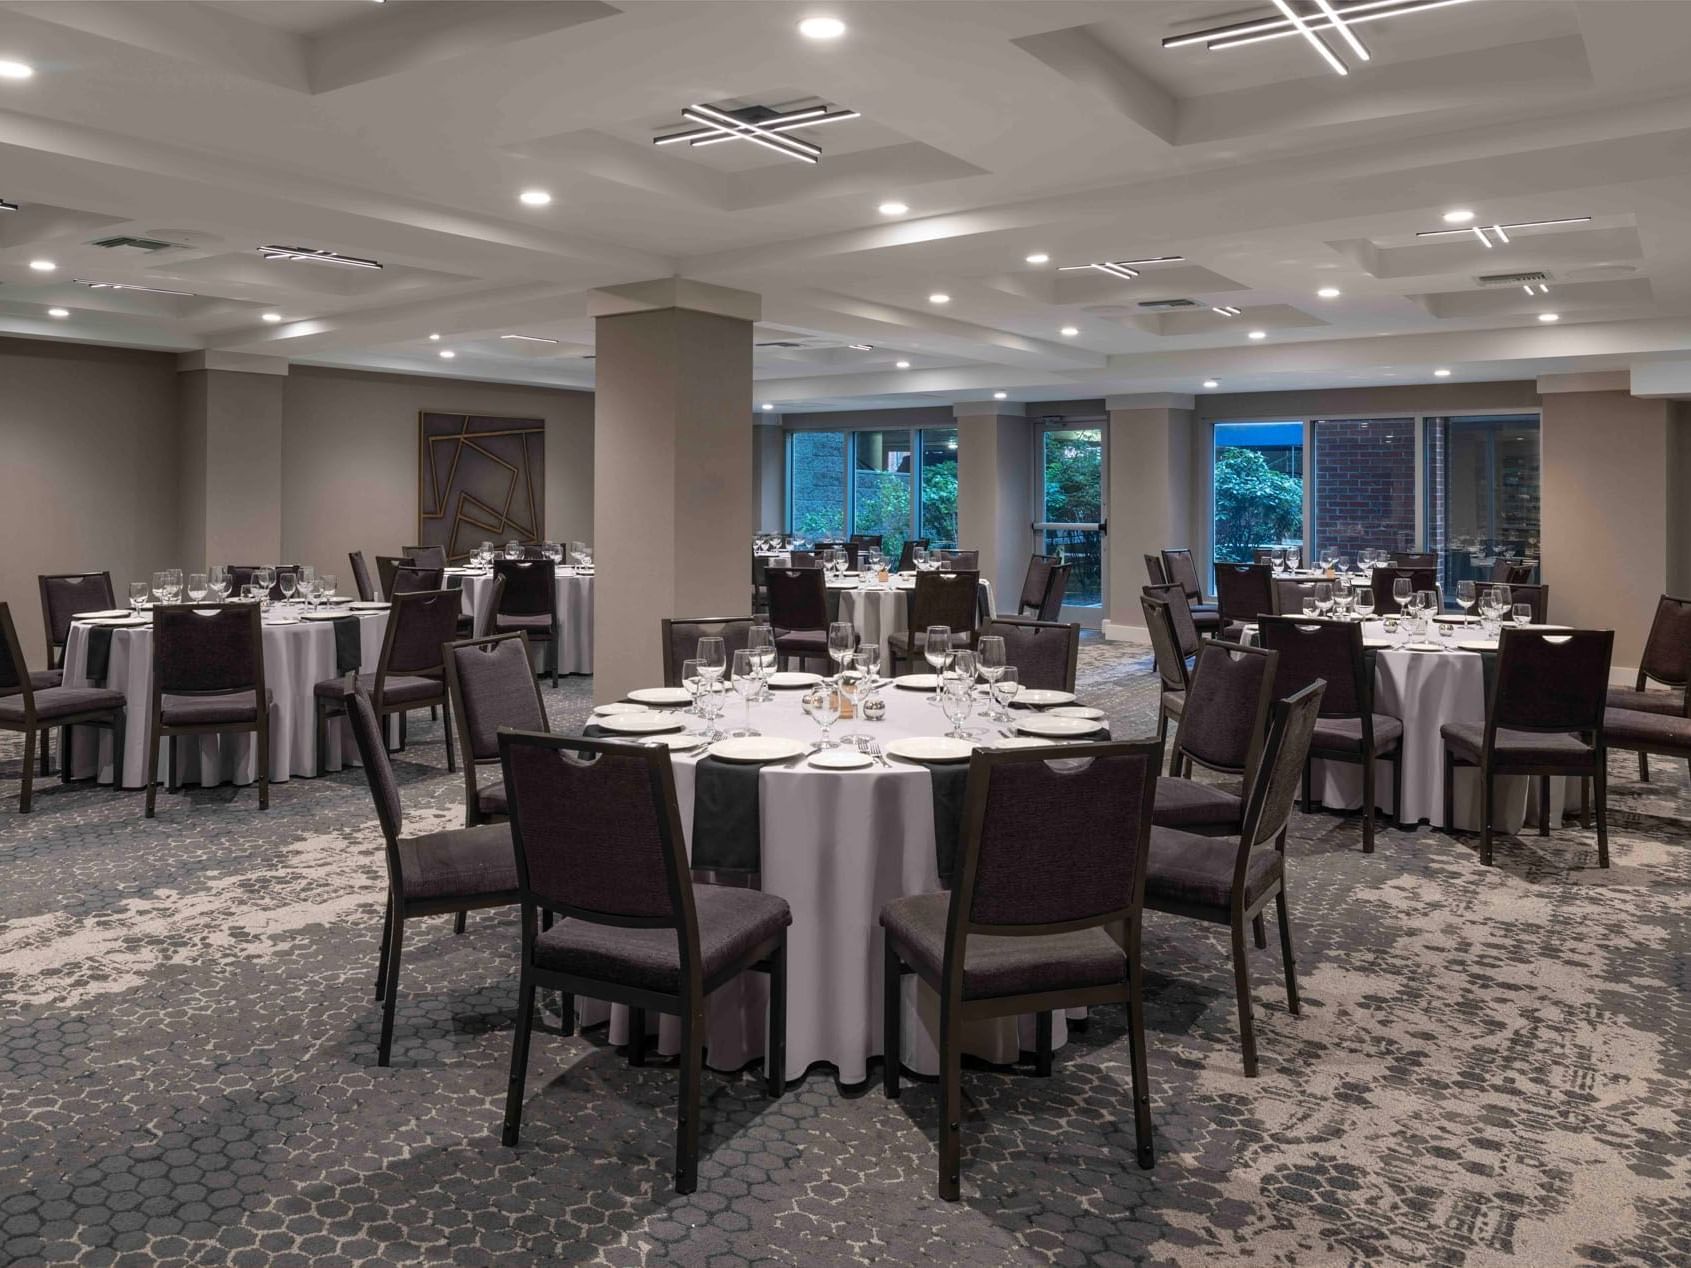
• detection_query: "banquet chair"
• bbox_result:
[1498,582,1550,624]
[144,603,270,818]
[1156,639,1280,837]
[751,555,770,615]
[521,543,550,560]
[497,730,791,1194]
[894,539,930,572]
[1602,698,1691,796]
[881,738,1161,1200]
[444,633,546,828]
[1145,681,1324,1077]
[1441,627,1613,868]
[1257,616,1404,852]
[977,616,1078,692]
[850,533,884,549]
[374,556,405,601]
[1144,554,1169,587]
[1159,550,1223,635]
[0,602,126,813]
[343,686,517,1066]
[787,551,819,570]
[1213,564,1275,639]
[1491,558,1537,585]
[889,570,981,675]
[1016,554,1070,621]
[1142,589,1195,746]
[660,617,755,687]
[1397,552,1439,571]
[348,550,377,602]
[39,571,115,685]
[1607,594,1691,781]
[937,549,978,570]
[766,567,832,672]
[493,559,560,687]
[812,541,862,570]
[228,565,303,601]
[388,565,444,597]
[315,588,460,773]
[1369,565,1438,610]
[403,544,448,571]
[1273,578,1321,616]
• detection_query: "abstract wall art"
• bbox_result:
[418,411,545,561]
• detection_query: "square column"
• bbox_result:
[954,402,1033,605]
[1104,394,1194,639]
[176,353,288,571]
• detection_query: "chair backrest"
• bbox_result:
[1034,563,1071,621]
[1638,594,1691,689]
[1018,554,1070,620]
[1489,628,1613,737]
[787,551,819,570]
[911,569,981,637]
[1142,583,1199,658]
[1491,557,1536,584]
[493,559,554,618]
[444,633,547,763]
[348,550,376,602]
[1256,616,1367,719]
[1273,578,1321,616]
[228,565,303,601]
[499,731,701,956]
[1213,563,1275,626]
[766,567,829,633]
[1397,552,1439,570]
[39,572,115,663]
[849,533,883,548]
[0,602,31,705]
[1504,582,1550,624]
[661,617,755,687]
[938,549,979,570]
[375,556,404,601]
[1371,565,1438,604]
[152,603,264,697]
[1252,549,1277,566]
[473,575,506,639]
[1238,682,1327,854]
[949,740,1159,937]
[345,686,404,843]
[404,544,448,571]
[1144,554,1168,587]
[1161,549,1203,601]
[517,543,546,560]
[1171,639,1279,780]
[1140,593,1189,695]
[378,589,460,682]
[895,539,930,572]
[389,565,444,597]
[979,616,1079,692]
[813,541,862,569]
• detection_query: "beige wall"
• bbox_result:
[955,406,1034,602]
[752,422,784,532]
[178,368,286,571]
[279,366,594,575]
[1106,406,1193,633]
[0,338,181,658]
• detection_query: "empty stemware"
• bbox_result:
[729,649,761,737]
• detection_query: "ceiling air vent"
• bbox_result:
[1477,271,1549,287]
[1137,297,1198,311]
[90,235,183,253]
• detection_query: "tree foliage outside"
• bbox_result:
[1041,431,1103,604]
[1213,445,1304,562]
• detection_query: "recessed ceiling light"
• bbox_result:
[1060,325,1079,337]
[798,16,846,40]
[1433,368,1451,377]
[0,60,34,81]
[928,292,950,304]
[28,258,55,272]
[993,391,1008,400]
[438,349,456,358]
[47,307,68,319]
[1248,329,1267,339]
[1538,312,1560,322]
[518,189,552,207]
[261,312,282,323]
[848,343,873,351]
[1202,379,1220,389]
[428,332,441,341]
[1025,253,1050,265]
[1317,286,1341,299]
[878,201,908,216]
[1443,209,1476,224]
[895,360,911,369]
[762,402,775,410]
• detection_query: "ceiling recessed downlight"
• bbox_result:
[438,349,456,358]
[993,391,1008,400]
[261,312,282,323]
[877,201,908,216]
[1248,329,1267,339]
[798,16,846,39]
[1538,312,1560,322]
[428,332,441,341]
[1060,325,1079,337]
[1025,253,1049,265]
[1317,286,1341,298]
[518,189,552,207]
[1443,209,1475,224]
[895,359,911,369]
[761,402,774,410]
[28,258,55,272]
[0,60,34,81]
[928,293,950,304]
[1202,379,1220,389]
[47,307,68,319]
[1433,368,1451,377]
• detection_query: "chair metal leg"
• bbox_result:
[1480,769,1494,867]
[501,974,537,1146]
[558,992,575,1037]
[1252,914,1267,949]
[442,695,456,773]
[143,718,162,818]
[256,719,270,811]
[377,913,404,1066]
[1034,1011,1053,1077]
[675,1007,703,1194]
[1580,777,1591,829]
[1595,760,1610,869]
[1301,758,1314,816]
[19,727,37,814]
[1639,752,1650,782]
[1392,747,1407,830]
[938,1005,963,1201]
[1231,917,1258,1078]
[453,912,467,935]
[767,933,788,1098]
[1361,750,1376,853]
[1125,967,1155,1170]
[375,892,393,1000]
[882,938,903,1099]
[1167,743,1182,778]
[1442,748,1455,835]
[37,728,50,777]
[59,725,72,783]
[1276,890,1301,1016]
[628,1008,647,1066]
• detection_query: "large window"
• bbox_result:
[1211,422,1304,565]
[789,431,846,541]
[919,428,959,547]
[786,425,959,552]
[1427,415,1541,593]
[852,430,913,559]
[1311,417,1416,562]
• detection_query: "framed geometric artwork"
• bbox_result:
[418,411,545,562]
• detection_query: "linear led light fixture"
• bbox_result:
[848,343,874,350]
[499,333,560,344]
[1212,305,1242,316]
[1521,282,1550,295]
[76,279,197,296]
[1472,225,1492,248]
[1311,0,1370,60]
[0,198,17,212]
[656,106,861,150]
[1416,216,1591,241]
[1271,0,1348,75]
[1165,0,1477,51]
[258,245,382,270]
[672,103,821,163]
[1057,255,1184,282]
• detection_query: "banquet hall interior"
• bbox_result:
[3,0,1691,1263]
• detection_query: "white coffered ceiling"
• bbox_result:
[3,0,1691,408]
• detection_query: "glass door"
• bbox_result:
[1033,424,1106,627]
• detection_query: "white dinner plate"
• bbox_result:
[592,702,647,716]
[596,712,685,735]
[885,736,976,764]
[263,618,300,627]
[639,732,706,751]
[1014,714,1105,739]
[350,601,390,610]
[1433,614,1477,624]
[628,686,693,706]
[894,674,941,691]
[1050,705,1106,721]
[90,616,147,627]
[300,611,345,621]
[809,748,873,770]
[73,610,131,621]
[991,736,1057,750]
[709,736,808,763]
[1015,688,1077,707]
[769,671,823,689]
[1403,642,1445,653]
[1363,638,1395,649]
[1458,640,1499,652]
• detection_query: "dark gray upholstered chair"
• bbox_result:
[343,687,517,1065]
[889,570,980,675]
[1213,563,1275,638]
[812,541,863,570]
[937,549,979,570]
[375,556,405,601]
[1016,555,1071,621]
[1273,578,1322,617]
[0,602,125,813]
[787,551,819,570]
[228,565,304,602]
[766,567,831,672]
[403,545,448,571]
[497,730,791,1194]
[349,550,376,603]
[751,554,770,615]
[881,739,1162,1200]
[1257,616,1404,852]
[1441,627,1613,867]
[1159,550,1223,635]
[1155,639,1280,840]
[493,559,559,687]
[1607,595,1691,782]
[39,572,115,686]
[444,633,547,829]
[144,603,270,818]
[1145,681,1324,1077]
[1144,554,1168,586]
[1493,582,1550,624]
[977,616,1079,692]
[661,617,755,687]
[1370,565,1439,612]
[850,533,884,549]
[316,589,460,772]
[895,539,930,572]
[1141,589,1193,745]
[1396,552,1439,571]
[1491,558,1537,584]
[1603,702,1691,791]
[388,565,444,597]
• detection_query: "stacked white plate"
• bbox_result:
[894,674,941,691]
[1015,688,1076,708]
[597,712,686,736]
[768,671,823,689]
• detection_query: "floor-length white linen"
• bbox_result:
[829,576,995,667]
[453,568,593,673]
[60,611,388,787]
[576,683,1081,1084]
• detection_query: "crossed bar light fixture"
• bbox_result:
[1416,216,1590,243]
[258,244,382,270]
[1212,305,1243,317]
[654,101,860,164]
[76,279,197,297]
[1057,255,1185,281]
[500,333,560,344]
[0,198,17,212]
[1164,0,1476,75]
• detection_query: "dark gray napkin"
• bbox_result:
[85,626,114,683]
[331,616,363,675]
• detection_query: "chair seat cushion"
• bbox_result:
[880,891,1126,1001]
[159,689,273,726]
[1146,827,1282,911]
[475,779,508,817]
[1161,689,1186,719]
[314,673,439,705]
[1189,608,1222,631]
[775,628,828,655]
[533,884,791,995]
[30,669,63,691]
[1440,722,1595,764]
[1152,777,1243,830]
[0,685,126,724]
[1605,685,1685,716]
[397,822,517,902]
[1602,707,1691,750]
[1313,714,1405,753]
[496,613,553,632]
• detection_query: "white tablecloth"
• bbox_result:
[828,576,996,667]
[579,681,1084,1084]
[451,568,593,674]
[60,609,388,788]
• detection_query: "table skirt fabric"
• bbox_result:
[830,579,995,667]
[455,569,593,674]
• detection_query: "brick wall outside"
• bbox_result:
[1312,418,1418,564]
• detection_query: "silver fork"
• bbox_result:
[861,739,891,767]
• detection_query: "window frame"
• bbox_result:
[784,423,959,547]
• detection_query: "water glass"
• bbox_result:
[1354,586,1375,620]
[1286,548,1301,571]
[1456,580,1477,620]
[922,624,951,705]
[828,621,855,679]
[729,649,761,737]
[1314,581,1333,615]
[802,684,842,749]
[1301,596,1320,618]
[1392,578,1413,616]
[748,623,777,701]
[696,635,727,687]
[152,570,170,606]
[682,657,705,717]
[991,665,1021,719]
[186,573,209,603]
[319,574,337,604]
[976,635,1006,716]
[1512,603,1533,627]
[1270,546,1285,572]
[129,581,149,613]
[278,571,297,604]
[940,675,976,739]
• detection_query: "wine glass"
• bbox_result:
[803,683,842,749]
[1301,596,1320,618]
[696,636,727,690]
[837,655,870,748]
[922,625,951,706]
[992,665,1021,720]
[1354,586,1376,621]
[910,546,927,571]
[186,572,209,603]
[828,622,856,681]
[1285,547,1301,571]
[278,571,297,606]
[1269,546,1284,573]
[748,623,777,701]
[1456,580,1477,622]
[319,574,337,605]
[1490,584,1512,615]
[682,657,705,717]
[1512,603,1533,627]
[1314,582,1333,616]
[152,570,170,607]
[1336,555,1352,579]
[729,649,761,737]
[1391,577,1413,618]
[976,635,1007,719]
[129,581,149,614]
[940,673,976,740]
[697,677,727,741]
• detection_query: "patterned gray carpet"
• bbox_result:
[2,635,1689,1266]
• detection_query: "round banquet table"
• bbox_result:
[578,679,1090,1084]
[450,566,593,673]
[59,607,389,788]
[825,574,996,667]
